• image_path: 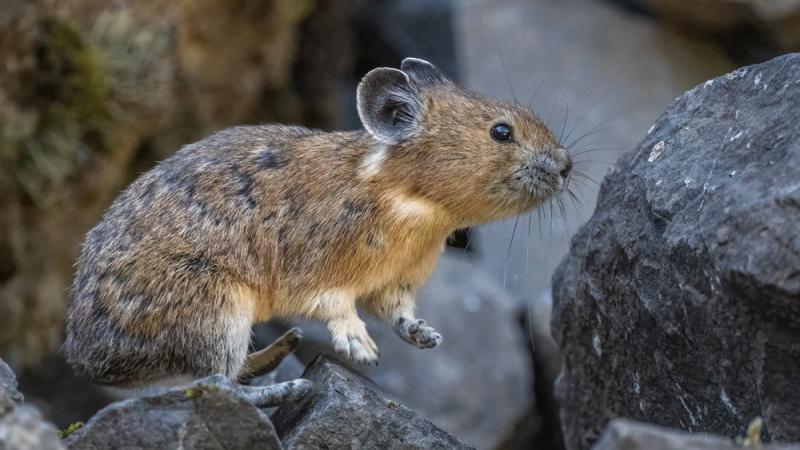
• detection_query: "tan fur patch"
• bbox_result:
[388,190,439,220]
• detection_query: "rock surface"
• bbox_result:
[0,358,22,404]
[1,358,64,450]
[63,375,282,450]
[552,53,800,450]
[0,403,65,450]
[592,419,800,450]
[271,355,473,450]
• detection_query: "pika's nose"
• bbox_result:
[554,147,572,178]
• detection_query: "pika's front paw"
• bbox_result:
[329,319,380,365]
[395,318,442,349]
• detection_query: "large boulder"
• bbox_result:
[63,375,282,450]
[271,355,473,449]
[592,419,800,450]
[553,53,800,450]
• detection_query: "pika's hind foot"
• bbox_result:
[394,317,442,349]
[240,327,303,382]
[234,379,313,407]
[328,318,379,365]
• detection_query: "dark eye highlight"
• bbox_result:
[491,123,513,143]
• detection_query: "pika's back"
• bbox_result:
[64,124,371,383]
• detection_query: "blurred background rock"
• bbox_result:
[0,0,797,449]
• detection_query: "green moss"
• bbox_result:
[735,417,763,447]
[59,421,84,439]
[34,17,108,128]
[184,384,221,399]
[12,16,110,205]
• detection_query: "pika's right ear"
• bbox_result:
[357,67,423,145]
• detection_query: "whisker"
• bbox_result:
[570,172,600,186]
[492,31,519,105]
[559,89,569,143]
[503,214,521,289]
[570,142,619,154]
[572,159,614,165]
[527,78,546,111]
[525,211,532,272]
[562,91,612,144]
[565,114,623,149]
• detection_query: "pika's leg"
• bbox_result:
[310,291,379,364]
[363,286,442,349]
[233,379,313,408]
[239,327,303,382]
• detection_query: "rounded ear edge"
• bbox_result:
[356,67,421,145]
[400,57,448,86]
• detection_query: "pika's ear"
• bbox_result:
[357,67,423,145]
[401,57,448,87]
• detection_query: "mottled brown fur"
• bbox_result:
[64,58,570,387]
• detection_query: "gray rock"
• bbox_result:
[0,358,22,404]
[0,404,65,450]
[64,375,282,450]
[271,355,473,450]
[592,419,800,450]
[0,360,63,450]
[552,53,800,450]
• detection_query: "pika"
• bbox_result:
[64,58,572,404]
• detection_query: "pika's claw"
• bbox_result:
[394,317,442,349]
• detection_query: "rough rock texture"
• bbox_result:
[553,53,800,450]
[263,253,534,449]
[0,0,339,367]
[592,419,800,450]
[63,375,282,450]
[1,358,64,450]
[0,358,22,403]
[271,355,473,450]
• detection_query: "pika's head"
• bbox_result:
[357,58,571,225]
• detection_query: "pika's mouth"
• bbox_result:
[512,166,566,200]
[514,150,571,200]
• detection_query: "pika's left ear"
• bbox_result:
[357,67,424,145]
[401,58,449,87]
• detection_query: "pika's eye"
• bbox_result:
[490,123,513,143]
